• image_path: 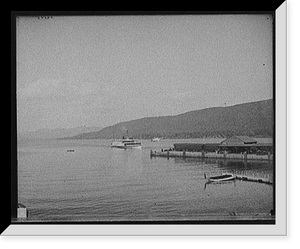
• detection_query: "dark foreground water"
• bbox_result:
[17,138,273,222]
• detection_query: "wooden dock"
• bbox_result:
[150,150,273,161]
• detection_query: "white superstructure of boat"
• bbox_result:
[111,136,142,149]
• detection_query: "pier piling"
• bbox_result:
[234,174,273,185]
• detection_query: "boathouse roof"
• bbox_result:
[219,143,272,147]
[220,136,257,145]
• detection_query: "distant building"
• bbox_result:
[220,136,257,145]
[219,136,272,154]
[172,136,273,155]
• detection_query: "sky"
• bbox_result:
[16,14,273,133]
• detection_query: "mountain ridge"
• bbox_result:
[66,99,274,139]
[18,126,103,140]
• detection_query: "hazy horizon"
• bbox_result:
[16,15,273,133]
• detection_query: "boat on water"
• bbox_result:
[151,137,161,142]
[204,173,236,182]
[111,137,142,149]
[111,136,142,149]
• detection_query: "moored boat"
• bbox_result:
[151,137,161,142]
[204,173,236,182]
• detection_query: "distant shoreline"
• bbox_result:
[17,136,273,144]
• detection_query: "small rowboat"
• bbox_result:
[204,173,235,182]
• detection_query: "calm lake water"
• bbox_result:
[17,138,274,222]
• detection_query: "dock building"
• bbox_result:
[173,136,272,155]
[218,136,273,155]
[151,136,273,161]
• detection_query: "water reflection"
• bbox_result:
[110,148,143,180]
[217,159,272,169]
[204,179,237,190]
[172,157,273,171]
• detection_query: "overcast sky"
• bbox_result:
[16,14,273,132]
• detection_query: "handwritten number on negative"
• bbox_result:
[38,16,53,19]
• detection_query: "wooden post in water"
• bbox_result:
[17,203,28,219]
